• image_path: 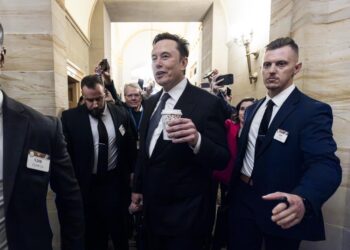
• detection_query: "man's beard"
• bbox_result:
[88,105,105,118]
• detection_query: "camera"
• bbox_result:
[99,59,110,72]
[95,59,110,75]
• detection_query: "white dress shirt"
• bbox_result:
[89,104,118,174]
[241,84,296,176]
[148,78,201,156]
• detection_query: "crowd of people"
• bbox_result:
[0,32,342,250]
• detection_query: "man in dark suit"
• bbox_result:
[229,37,342,250]
[0,90,84,249]
[61,75,137,250]
[131,32,229,250]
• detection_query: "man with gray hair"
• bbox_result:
[124,83,143,139]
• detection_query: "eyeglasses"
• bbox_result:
[125,94,141,98]
[83,95,105,103]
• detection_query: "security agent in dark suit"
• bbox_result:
[0,90,84,250]
[229,37,342,250]
[131,32,230,250]
[61,75,137,250]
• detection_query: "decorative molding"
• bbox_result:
[55,0,65,10]
[65,10,91,46]
[67,59,85,81]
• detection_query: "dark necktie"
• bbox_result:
[145,93,170,152]
[255,100,275,157]
[97,117,109,174]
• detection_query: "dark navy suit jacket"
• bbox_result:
[232,87,341,240]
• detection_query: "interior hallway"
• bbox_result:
[0,0,349,249]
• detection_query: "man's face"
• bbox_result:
[262,45,302,97]
[152,39,188,91]
[124,86,142,109]
[82,84,105,117]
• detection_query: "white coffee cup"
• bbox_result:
[161,109,182,140]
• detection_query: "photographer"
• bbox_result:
[95,58,123,105]
[205,69,236,119]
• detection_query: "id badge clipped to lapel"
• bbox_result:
[273,129,289,143]
[26,150,50,172]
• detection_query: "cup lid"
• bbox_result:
[161,109,182,115]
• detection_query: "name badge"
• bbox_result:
[119,124,126,136]
[26,150,50,172]
[274,129,289,143]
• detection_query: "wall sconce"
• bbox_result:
[0,23,6,69]
[235,32,259,84]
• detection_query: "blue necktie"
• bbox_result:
[146,93,170,152]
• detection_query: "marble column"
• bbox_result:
[0,0,68,116]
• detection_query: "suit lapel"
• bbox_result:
[255,88,301,158]
[2,94,29,212]
[78,105,95,157]
[173,83,196,118]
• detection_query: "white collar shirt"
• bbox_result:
[241,84,296,176]
[148,78,187,156]
[89,104,118,174]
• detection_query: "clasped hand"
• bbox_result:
[129,193,143,214]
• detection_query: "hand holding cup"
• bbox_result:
[165,114,199,147]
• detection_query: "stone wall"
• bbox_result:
[0,0,65,115]
[201,5,213,76]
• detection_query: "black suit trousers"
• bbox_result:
[147,232,207,250]
[85,170,129,250]
[228,180,301,250]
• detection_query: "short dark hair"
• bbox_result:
[266,37,299,55]
[81,74,104,89]
[153,32,189,58]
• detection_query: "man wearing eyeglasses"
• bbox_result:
[61,74,137,250]
[123,83,143,141]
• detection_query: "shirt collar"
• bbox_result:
[163,77,187,101]
[101,102,108,116]
[265,84,295,107]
